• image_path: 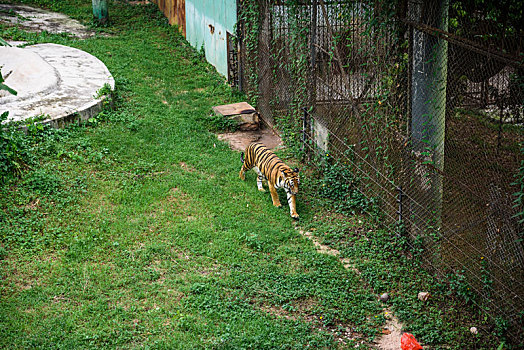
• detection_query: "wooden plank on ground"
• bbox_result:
[212,102,255,116]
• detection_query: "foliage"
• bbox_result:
[449,0,523,44]
[0,112,33,183]
[317,152,376,215]
[0,36,12,47]
[238,0,261,104]
[1,64,17,96]
[94,82,112,99]
[204,113,238,133]
[512,143,524,242]
[273,2,311,156]
[0,2,384,349]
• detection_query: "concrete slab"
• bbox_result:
[1,43,114,126]
[0,4,95,39]
[213,102,260,131]
[212,102,255,116]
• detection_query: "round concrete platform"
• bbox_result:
[1,43,114,126]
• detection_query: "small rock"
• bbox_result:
[470,326,478,335]
[417,292,430,301]
[379,293,389,302]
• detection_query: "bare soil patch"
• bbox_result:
[217,125,282,152]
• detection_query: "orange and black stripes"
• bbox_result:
[239,142,300,219]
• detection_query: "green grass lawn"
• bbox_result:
[0,1,384,348]
[0,1,515,349]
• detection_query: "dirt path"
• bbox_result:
[217,124,282,152]
[297,228,404,349]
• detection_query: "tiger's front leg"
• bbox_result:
[239,164,249,180]
[268,181,282,207]
[286,191,299,219]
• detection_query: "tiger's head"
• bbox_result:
[282,168,300,195]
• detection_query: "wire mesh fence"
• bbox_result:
[237,0,523,342]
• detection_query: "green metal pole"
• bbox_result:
[410,0,448,237]
[92,0,109,25]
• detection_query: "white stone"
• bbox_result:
[312,117,329,152]
[0,47,59,99]
[379,293,390,302]
[417,292,430,301]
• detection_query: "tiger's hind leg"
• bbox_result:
[253,167,266,192]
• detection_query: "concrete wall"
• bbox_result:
[185,0,236,77]
[312,117,329,152]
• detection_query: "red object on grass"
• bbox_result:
[401,333,423,350]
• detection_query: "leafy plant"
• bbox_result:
[205,112,238,132]
[317,152,376,214]
[0,39,10,48]
[446,271,477,305]
[23,169,62,196]
[1,63,17,95]
[512,143,524,242]
[0,112,33,182]
[94,82,112,98]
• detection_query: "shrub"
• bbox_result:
[318,152,376,214]
[0,112,34,183]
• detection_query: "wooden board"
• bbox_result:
[212,102,255,116]
[154,0,186,37]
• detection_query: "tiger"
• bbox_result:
[239,142,300,219]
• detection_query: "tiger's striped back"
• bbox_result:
[242,143,299,193]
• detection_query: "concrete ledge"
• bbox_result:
[1,43,114,127]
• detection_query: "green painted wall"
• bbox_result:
[185,0,236,77]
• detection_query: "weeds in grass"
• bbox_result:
[0,1,515,349]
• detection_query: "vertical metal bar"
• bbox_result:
[236,0,243,92]
[311,0,317,70]
[397,186,404,226]
[302,107,308,155]
[410,0,448,234]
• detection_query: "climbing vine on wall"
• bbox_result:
[238,0,261,104]
[239,0,408,169]
[270,1,311,155]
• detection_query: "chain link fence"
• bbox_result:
[237,0,523,342]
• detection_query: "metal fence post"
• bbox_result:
[397,186,404,227]
[302,108,308,160]
[410,0,448,237]
[92,0,109,25]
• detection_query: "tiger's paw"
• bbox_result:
[291,213,299,220]
[258,188,266,192]
[273,203,282,208]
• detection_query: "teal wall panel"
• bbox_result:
[185,0,237,77]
